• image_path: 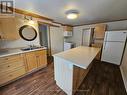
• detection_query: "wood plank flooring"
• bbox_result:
[0,60,126,95]
[75,60,127,95]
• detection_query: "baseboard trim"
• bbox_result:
[120,66,127,92]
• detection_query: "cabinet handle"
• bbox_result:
[7,65,10,67]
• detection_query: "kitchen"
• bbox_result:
[0,0,127,95]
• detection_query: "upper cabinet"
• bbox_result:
[64,26,73,37]
[93,24,107,39]
[0,18,19,40]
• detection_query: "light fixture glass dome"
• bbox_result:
[66,10,79,20]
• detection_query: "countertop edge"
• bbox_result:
[0,48,46,58]
[53,47,100,69]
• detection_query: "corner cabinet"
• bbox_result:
[0,49,47,86]
[0,18,19,40]
[64,26,73,37]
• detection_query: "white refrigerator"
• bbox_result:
[101,31,127,65]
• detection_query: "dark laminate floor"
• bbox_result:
[75,61,127,95]
[0,60,127,95]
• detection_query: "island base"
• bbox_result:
[54,57,92,95]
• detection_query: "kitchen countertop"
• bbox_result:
[53,46,100,69]
[0,47,47,58]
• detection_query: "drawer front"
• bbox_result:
[0,61,24,73]
[0,54,23,63]
[0,66,26,85]
[0,54,24,73]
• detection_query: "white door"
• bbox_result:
[82,29,91,46]
[50,27,64,54]
[101,42,125,65]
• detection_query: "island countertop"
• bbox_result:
[53,46,100,69]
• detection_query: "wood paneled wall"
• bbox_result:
[120,42,127,92]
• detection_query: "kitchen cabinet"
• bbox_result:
[0,18,19,40]
[24,50,47,72]
[24,52,38,72]
[0,49,47,86]
[92,24,107,60]
[0,54,26,85]
[64,26,73,31]
[93,24,107,39]
[64,26,73,37]
[36,50,47,68]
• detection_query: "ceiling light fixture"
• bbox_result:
[24,15,35,25]
[66,10,79,20]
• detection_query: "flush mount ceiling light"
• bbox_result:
[66,10,79,20]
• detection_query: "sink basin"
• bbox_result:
[21,46,42,51]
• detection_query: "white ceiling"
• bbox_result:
[15,0,127,25]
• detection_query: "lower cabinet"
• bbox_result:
[0,54,26,85]
[36,50,47,68]
[24,52,38,72]
[0,67,26,85]
[0,49,47,86]
[24,50,47,72]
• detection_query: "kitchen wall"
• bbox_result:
[120,41,127,92]
[0,14,40,48]
[0,13,61,49]
[67,20,127,46]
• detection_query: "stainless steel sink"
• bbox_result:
[21,46,43,51]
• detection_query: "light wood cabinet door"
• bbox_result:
[36,50,47,68]
[0,18,19,40]
[25,52,38,72]
[94,24,106,39]
[64,26,73,31]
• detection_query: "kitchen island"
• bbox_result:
[53,46,100,95]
